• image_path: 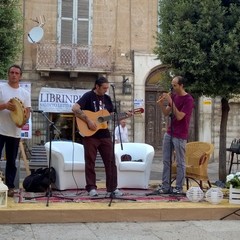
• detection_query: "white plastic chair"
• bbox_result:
[114,143,155,189]
[45,141,86,190]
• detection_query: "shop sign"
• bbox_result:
[38,87,89,113]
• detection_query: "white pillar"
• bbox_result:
[133,52,161,143]
[199,96,212,142]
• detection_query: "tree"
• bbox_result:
[155,0,240,182]
[0,0,23,78]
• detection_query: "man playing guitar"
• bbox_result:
[72,76,132,197]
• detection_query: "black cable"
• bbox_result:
[70,141,83,195]
[169,90,174,192]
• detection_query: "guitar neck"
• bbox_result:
[99,112,128,123]
[76,108,144,137]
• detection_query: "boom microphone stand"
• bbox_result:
[43,112,78,206]
[90,85,135,206]
[30,111,74,206]
[44,113,59,206]
[107,84,136,206]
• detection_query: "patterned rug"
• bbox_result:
[14,188,189,204]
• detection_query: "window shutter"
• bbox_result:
[59,0,90,45]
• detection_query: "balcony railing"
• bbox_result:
[36,42,113,72]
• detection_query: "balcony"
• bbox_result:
[36,42,114,73]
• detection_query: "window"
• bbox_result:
[57,0,92,45]
[57,0,92,67]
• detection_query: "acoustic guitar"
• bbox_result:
[76,108,144,137]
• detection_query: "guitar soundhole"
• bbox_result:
[98,116,104,123]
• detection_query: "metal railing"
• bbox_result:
[36,42,113,72]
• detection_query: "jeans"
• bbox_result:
[162,133,186,190]
[0,134,20,189]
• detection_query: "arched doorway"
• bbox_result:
[145,66,168,151]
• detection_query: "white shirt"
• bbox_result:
[115,125,129,143]
[0,82,31,138]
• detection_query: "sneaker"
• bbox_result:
[8,188,15,197]
[106,189,123,197]
[172,187,183,195]
[154,185,170,194]
[88,189,98,197]
[113,189,123,196]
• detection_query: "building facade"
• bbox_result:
[17,0,240,162]
[21,0,164,148]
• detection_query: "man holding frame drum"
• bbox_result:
[0,64,31,197]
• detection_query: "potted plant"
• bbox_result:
[226,172,240,189]
[226,172,240,204]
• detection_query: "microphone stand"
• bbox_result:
[44,112,78,205]
[116,119,123,150]
[81,85,136,205]
[107,84,136,206]
[43,112,60,206]
[147,88,176,196]
[27,112,75,206]
[169,89,174,192]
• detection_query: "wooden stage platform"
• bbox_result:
[1,182,240,224]
[1,197,240,224]
[1,153,240,223]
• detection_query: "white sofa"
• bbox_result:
[114,143,155,189]
[45,141,86,190]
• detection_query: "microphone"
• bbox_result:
[32,110,44,113]
[110,84,115,89]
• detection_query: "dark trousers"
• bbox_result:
[0,134,20,189]
[82,137,117,192]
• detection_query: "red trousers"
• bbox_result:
[82,137,117,192]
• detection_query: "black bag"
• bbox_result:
[229,139,240,153]
[23,167,56,192]
[121,154,132,161]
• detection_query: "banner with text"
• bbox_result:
[38,87,89,113]
[20,82,32,139]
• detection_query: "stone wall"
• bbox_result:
[20,0,159,145]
